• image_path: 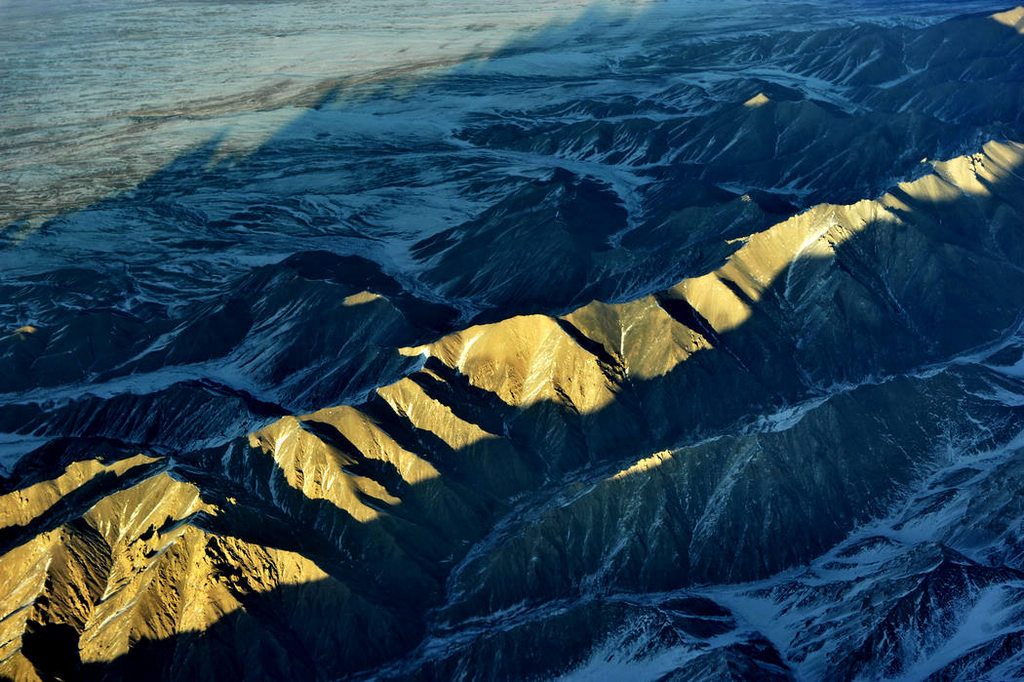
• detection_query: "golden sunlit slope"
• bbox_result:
[2,137,1023,680]
[0,450,422,681]
[994,5,1024,32]
[420,139,1024,388]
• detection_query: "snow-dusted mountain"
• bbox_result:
[2,2,1024,680]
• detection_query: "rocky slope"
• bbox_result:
[3,5,1024,681]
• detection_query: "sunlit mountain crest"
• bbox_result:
[2,3,1024,681]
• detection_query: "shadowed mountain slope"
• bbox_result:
[3,5,1024,682]
[2,135,1023,679]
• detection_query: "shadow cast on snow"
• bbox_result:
[4,5,1024,682]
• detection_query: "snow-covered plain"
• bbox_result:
[0,0,1007,227]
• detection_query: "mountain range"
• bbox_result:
[3,4,1024,680]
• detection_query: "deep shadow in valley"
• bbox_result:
[11,127,1024,680]
[4,3,1024,452]
[4,6,1024,682]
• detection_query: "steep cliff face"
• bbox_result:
[3,5,1024,681]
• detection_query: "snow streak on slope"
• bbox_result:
[557,328,1024,681]
[3,3,1024,681]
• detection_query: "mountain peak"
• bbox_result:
[744,92,771,108]
[992,6,1024,32]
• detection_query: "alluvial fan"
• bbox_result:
[3,2,1024,680]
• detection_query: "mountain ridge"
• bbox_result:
[4,5,1024,681]
[3,131,1024,679]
